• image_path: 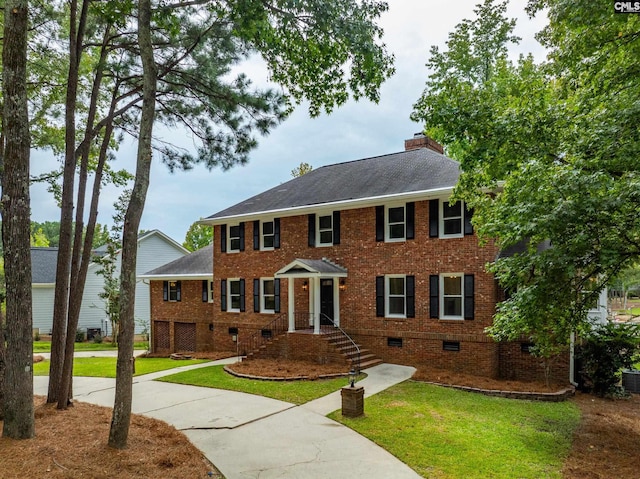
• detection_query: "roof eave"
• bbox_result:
[138,273,212,280]
[199,186,457,225]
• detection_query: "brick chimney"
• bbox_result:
[404,133,444,154]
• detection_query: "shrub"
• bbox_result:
[34,331,40,341]
[93,333,103,344]
[578,322,640,397]
[75,329,85,343]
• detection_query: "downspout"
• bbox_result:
[141,278,151,353]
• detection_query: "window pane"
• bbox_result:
[389,277,405,295]
[230,238,240,250]
[263,236,274,248]
[444,298,462,316]
[388,207,404,223]
[230,281,240,294]
[389,224,405,239]
[389,297,405,315]
[443,219,462,235]
[263,280,274,295]
[229,225,240,237]
[231,296,241,309]
[262,221,273,235]
[319,231,333,244]
[264,297,276,310]
[443,201,461,218]
[443,276,462,295]
[319,215,332,229]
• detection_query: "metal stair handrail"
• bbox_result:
[319,313,361,374]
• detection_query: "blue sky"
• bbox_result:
[30,1,547,244]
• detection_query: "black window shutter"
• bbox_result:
[333,211,341,245]
[274,218,281,248]
[220,224,227,252]
[253,279,260,312]
[406,202,415,240]
[376,276,385,317]
[464,274,475,319]
[308,214,316,247]
[202,280,208,302]
[375,206,384,241]
[406,275,415,318]
[464,206,474,235]
[274,279,281,313]
[176,281,182,302]
[429,200,439,238]
[163,281,168,301]
[253,220,260,250]
[239,279,246,312]
[430,275,439,318]
[239,222,245,251]
[221,280,227,311]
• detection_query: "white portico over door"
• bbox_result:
[275,258,347,334]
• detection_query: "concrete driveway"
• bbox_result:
[34,361,420,479]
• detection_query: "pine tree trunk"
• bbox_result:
[0,312,6,421]
[2,0,35,439]
[108,0,157,449]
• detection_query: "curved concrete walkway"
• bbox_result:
[34,361,420,479]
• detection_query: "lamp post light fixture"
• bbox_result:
[342,367,364,417]
[349,368,356,387]
[302,280,309,292]
[339,279,347,291]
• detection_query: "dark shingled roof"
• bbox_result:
[206,147,460,220]
[141,246,212,277]
[31,247,58,284]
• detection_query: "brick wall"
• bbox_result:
[499,342,570,384]
[211,199,530,379]
[249,332,349,366]
[150,280,215,353]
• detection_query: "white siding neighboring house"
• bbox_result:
[31,230,188,336]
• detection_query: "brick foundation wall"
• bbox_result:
[248,332,349,366]
[499,342,570,384]
[150,280,215,353]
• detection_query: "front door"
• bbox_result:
[320,279,334,325]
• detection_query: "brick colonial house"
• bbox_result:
[151,134,569,383]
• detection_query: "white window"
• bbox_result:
[228,279,241,312]
[317,214,333,246]
[440,200,463,238]
[386,275,406,318]
[168,281,180,302]
[208,281,214,303]
[261,278,275,313]
[386,205,405,241]
[441,274,463,319]
[262,221,275,250]
[228,224,241,252]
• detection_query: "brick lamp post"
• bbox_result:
[341,369,364,418]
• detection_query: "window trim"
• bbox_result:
[261,220,275,251]
[439,199,464,239]
[260,277,276,313]
[440,273,464,320]
[228,224,241,253]
[168,280,181,302]
[208,281,214,303]
[385,204,406,242]
[316,213,334,247]
[228,278,242,313]
[385,275,407,319]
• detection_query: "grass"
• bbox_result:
[32,341,149,353]
[33,357,209,378]
[328,381,580,479]
[159,364,361,404]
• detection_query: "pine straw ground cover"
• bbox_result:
[0,397,222,479]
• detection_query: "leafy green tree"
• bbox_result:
[183,222,213,252]
[291,162,313,178]
[412,0,640,360]
[30,227,50,247]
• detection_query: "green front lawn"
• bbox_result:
[159,365,360,404]
[33,357,208,378]
[33,341,149,353]
[329,381,580,479]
